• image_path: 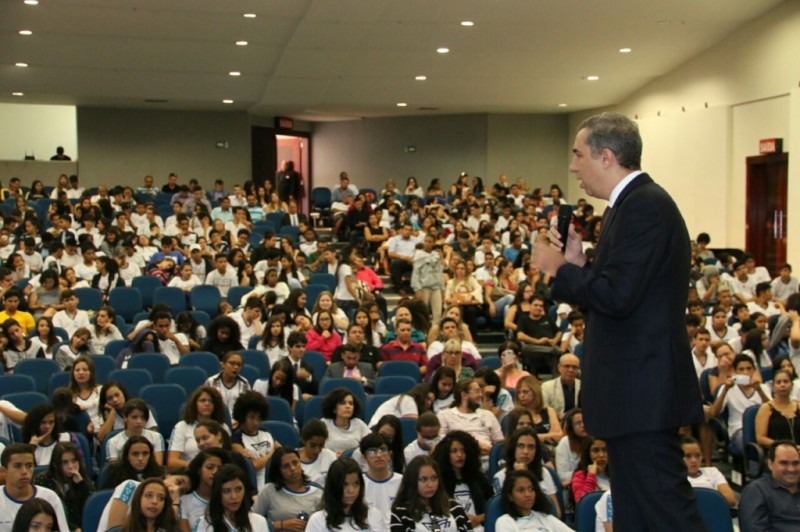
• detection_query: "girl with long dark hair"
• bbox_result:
[306,457,383,531]
[495,469,572,531]
[33,442,94,530]
[101,435,164,489]
[122,478,178,532]
[390,455,472,531]
[195,464,267,532]
[431,430,494,530]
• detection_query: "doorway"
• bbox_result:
[745,153,788,275]
[277,135,310,213]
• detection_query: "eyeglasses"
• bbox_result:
[365,447,389,457]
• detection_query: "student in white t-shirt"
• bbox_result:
[681,436,737,507]
[297,419,337,487]
[0,443,70,531]
[494,469,573,532]
[168,262,201,293]
[51,289,90,337]
[305,457,384,532]
[179,449,226,532]
[105,398,165,466]
[403,412,441,465]
[125,478,180,531]
[360,433,403,530]
[194,464,269,532]
[231,391,280,489]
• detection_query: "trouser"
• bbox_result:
[606,430,705,531]
[390,259,412,289]
[417,288,443,324]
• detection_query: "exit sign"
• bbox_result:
[759,138,783,154]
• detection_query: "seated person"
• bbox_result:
[324,343,377,392]
[681,436,736,507]
[708,354,771,454]
[739,440,800,530]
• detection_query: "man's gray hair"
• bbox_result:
[578,112,642,170]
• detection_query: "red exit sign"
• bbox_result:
[759,138,783,154]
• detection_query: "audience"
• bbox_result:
[0,171,791,530]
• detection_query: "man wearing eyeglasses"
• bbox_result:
[361,432,402,529]
[541,353,581,419]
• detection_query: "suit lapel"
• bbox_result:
[602,173,652,236]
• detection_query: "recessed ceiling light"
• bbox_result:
[586,75,600,81]
[15,62,28,68]
[436,47,449,54]
[19,30,32,36]
[619,47,632,53]
[558,103,568,107]
[396,103,408,107]
[229,71,241,76]
[222,99,234,104]
[460,21,474,27]
[243,13,256,18]
[415,75,427,81]
[235,41,248,46]
[12,92,24,97]
[24,0,38,5]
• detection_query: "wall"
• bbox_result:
[310,112,569,193]
[77,107,252,189]
[0,103,77,162]
[486,114,570,194]
[310,114,488,191]
[567,0,800,262]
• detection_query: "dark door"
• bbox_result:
[745,153,788,275]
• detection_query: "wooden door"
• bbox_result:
[745,153,788,275]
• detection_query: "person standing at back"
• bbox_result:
[533,112,704,530]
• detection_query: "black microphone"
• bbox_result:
[556,204,573,251]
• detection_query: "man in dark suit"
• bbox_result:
[280,200,308,227]
[324,343,377,392]
[533,112,705,530]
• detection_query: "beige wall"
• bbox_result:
[568,1,800,264]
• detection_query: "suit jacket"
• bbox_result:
[552,173,703,438]
[541,376,581,418]
[280,212,308,227]
[324,362,377,391]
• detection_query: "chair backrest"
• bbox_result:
[82,489,114,532]
[478,356,502,370]
[190,285,221,317]
[311,187,332,209]
[0,374,37,395]
[165,366,208,397]
[399,417,417,447]
[192,310,211,329]
[107,368,153,397]
[742,404,760,447]
[140,384,187,442]
[108,287,144,322]
[127,352,172,383]
[303,350,328,382]
[303,284,328,311]
[240,349,271,379]
[308,273,336,292]
[153,286,187,314]
[104,339,129,360]
[266,397,294,425]
[73,287,104,312]
[299,395,323,427]
[364,394,393,423]
[132,276,164,310]
[14,359,60,394]
[178,352,221,377]
[240,364,259,385]
[266,212,284,227]
[544,465,565,518]
[91,354,116,383]
[278,226,299,241]
[3,392,48,440]
[227,286,253,310]
[262,420,300,448]
[375,376,417,395]
[47,372,72,397]
[378,360,422,381]
[575,491,604,532]
[318,378,366,408]
[484,495,502,532]
[694,487,734,532]
[487,442,505,479]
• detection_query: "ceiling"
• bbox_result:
[0,0,785,121]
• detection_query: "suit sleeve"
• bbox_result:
[553,198,667,318]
